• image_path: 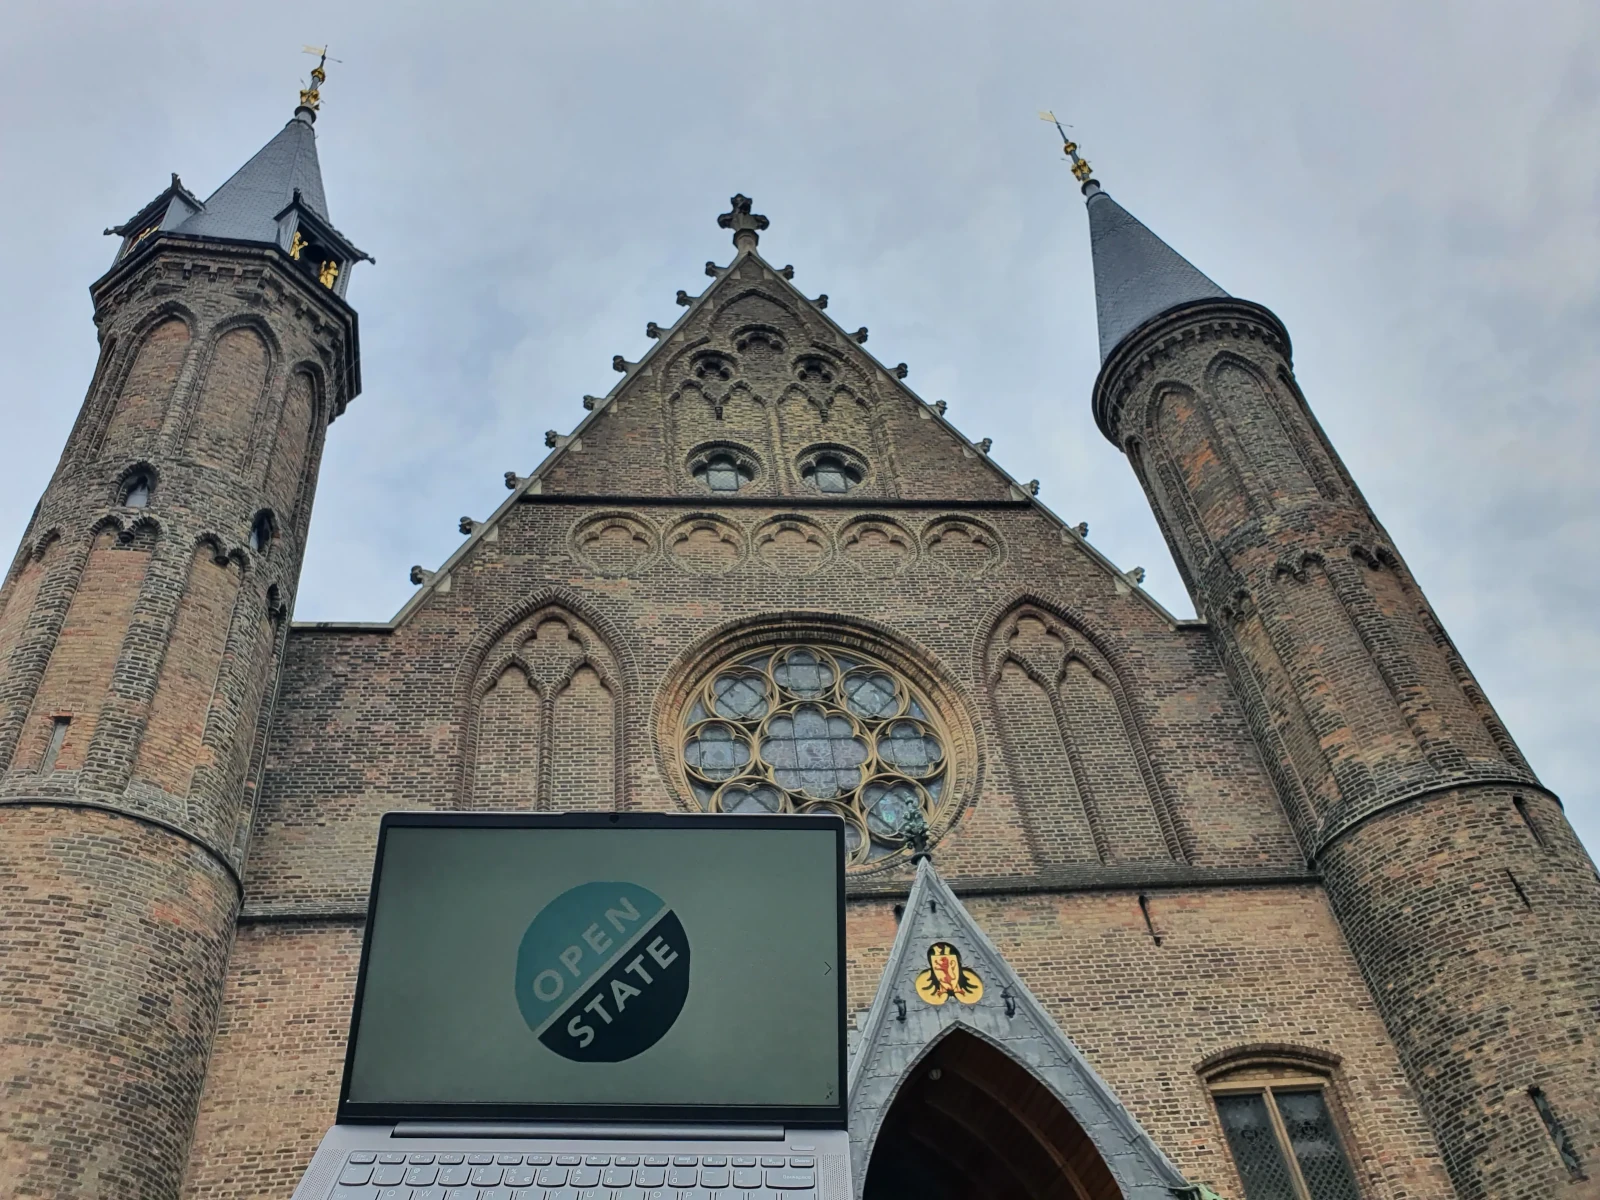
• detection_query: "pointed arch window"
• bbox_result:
[1207,1058,1363,1200]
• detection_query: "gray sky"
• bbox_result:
[5,2,1598,852]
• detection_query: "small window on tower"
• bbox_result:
[122,474,152,508]
[249,511,275,552]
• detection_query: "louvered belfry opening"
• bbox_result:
[863,1029,1123,1200]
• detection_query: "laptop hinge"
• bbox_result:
[392,1122,787,1140]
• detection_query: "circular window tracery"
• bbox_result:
[678,643,952,864]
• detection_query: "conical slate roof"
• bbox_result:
[174,110,328,244]
[1086,182,1227,361]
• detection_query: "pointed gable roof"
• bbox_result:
[847,860,1192,1199]
[175,110,328,245]
[374,196,1193,632]
[1085,182,1228,362]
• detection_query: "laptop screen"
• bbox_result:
[339,813,847,1125]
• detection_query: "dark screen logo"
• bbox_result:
[514,881,691,1062]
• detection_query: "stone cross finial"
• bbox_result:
[718,194,769,250]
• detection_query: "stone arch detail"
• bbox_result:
[97,311,194,459]
[131,540,245,799]
[1204,350,1321,508]
[264,366,324,524]
[9,518,159,774]
[982,598,1186,866]
[182,319,278,472]
[1149,380,1255,545]
[455,593,632,811]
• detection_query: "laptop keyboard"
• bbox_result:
[328,1151,820,1200]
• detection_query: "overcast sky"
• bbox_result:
[5,2,1597,852]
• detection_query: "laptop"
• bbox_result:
[292,811,851,1200]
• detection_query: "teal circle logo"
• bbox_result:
[514,881,692,1062]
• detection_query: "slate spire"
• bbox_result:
[108,50,368,299]
[1044,122,1228,361]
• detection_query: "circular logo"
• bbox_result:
[514,881,692,1063]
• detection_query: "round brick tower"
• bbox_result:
[0,76,363,1198]
[1074,158,1600,1198]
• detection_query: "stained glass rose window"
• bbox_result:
[679,643,951,864]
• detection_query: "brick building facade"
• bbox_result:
[1,90,1597,1200]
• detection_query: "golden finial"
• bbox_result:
[298,45,340,113]
[1039,111,1096,184]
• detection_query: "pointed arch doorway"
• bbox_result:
[864,1029,1124,1200]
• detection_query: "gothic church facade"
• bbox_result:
[2,85,1598,1200]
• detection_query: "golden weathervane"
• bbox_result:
[298,44,340,111]
[1039,111,1095,183]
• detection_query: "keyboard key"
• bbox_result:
[537,1166,569,1187]
[337,1165,373,1186]
[557,1153,583,1165]
[409,1188,445,1200]
[634,1166,666,1187]
[674,1155,700,1166]
[409,1153,437,1164]
[733,1167,762,1189]
[443,1189,474,1200]
[376,1189,407,1200]
[614,1155,640,1166]
[585,1154,611,1165]
[680,1190,715,1200]
[701,1167,731,1188]
[544,1189,579,1200]
[668,1167,698,1187]
[470,1166,503,1186]
[504,1166,535,1186]
[643,1155,670,1166]
[732,1156,757,1167]
[379,1152,407,1164]
[789,1157,814,1168]
[571,1166,602,1187]
[404,1165,439,1186]
[371,1165,406,1186]
[602,1166,634,1187]
[703,1156,728,1167]
[576,1190,604,1200]
[478,1189,515,1200]
[348,1152,377,1164]
[439,1154,465,1164]
[525,1153,552,1165]
[498,1153,524,1165]
[767,1168,817,1188]
[437,1165,471,1186]
[469,1154,495,1165]
[329,1189,375,1200]
[761,1157,787,1168]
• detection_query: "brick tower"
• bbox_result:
[0,63,363,1199]
[1071,139,1600,1198]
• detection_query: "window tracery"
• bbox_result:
[678,643,951,864]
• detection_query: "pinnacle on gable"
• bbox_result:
[675,290,693,306]
[811,294,828,309]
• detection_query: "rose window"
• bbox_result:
[679,644,951,864]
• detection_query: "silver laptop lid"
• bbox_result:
[337,812,847,1129]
